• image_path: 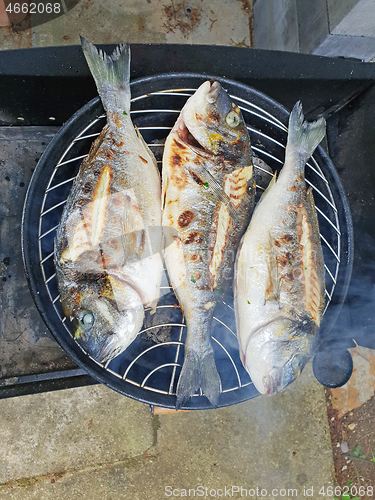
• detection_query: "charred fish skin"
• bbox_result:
[54,38,163,363]
[234,101,326,396]
[162,80,255,408]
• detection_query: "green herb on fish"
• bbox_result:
[203,182,209,188]
[123,111,127,115]
[191,276,196,283]
[247,300,250,304]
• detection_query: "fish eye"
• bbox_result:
[226,110,241,128]
[80,311,94,328]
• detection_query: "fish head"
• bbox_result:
[244,316,318,395]
[72,277,145,363]
[179,79,249,155]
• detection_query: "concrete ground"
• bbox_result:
[0,365,334,499]
[0,1,374,499]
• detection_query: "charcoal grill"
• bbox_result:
[22,73,353,409]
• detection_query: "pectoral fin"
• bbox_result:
[60,164,112,262]
[260,172,277,201]
[189,162,237,219]
[135,125,158,169]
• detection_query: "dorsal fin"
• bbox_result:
[259,172,277,203]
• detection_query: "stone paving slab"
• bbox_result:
[0,0,253,51]
[0,126,77,380]
[0,385,154,484]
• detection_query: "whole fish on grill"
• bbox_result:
[234,102,326,395]
[54,38,163,363]
[162,79,255,407]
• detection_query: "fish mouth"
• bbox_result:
[175,114,209,154]
[206,79,221,103]
[98,336,124,363]
[264,368,282,396]
[77,332,123,364]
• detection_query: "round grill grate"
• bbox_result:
[22,74,352,409]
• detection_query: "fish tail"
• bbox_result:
[176,344,221,409]
[286,101,326,169]
[80,36,131,121]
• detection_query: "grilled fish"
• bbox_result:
[234,102,326,395]
[54,38,163,363]
[162,80,255,407]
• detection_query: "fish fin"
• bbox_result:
[84,124,110,164]
[264,232,280,303]
[286,101,326,169]
[259,171,277,202]
[106,191,146,261]
[80,36,131,120]
[189,163,237,219]
[176,345,221,409]
[119,225,146,260]
[134,125,159,170]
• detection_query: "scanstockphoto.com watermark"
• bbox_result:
[164,484,374,498]
[165,486,306,498]
[0,0,80,31]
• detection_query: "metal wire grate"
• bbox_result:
[32,76,343,408]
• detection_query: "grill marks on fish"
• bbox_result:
[191,171,204,185]
[223,165,254,209]
[91,165,113,246]
[264,235,280,303]
[295,191,324,326]
[265,198,324,323]
[207,166,253,288]
[138,155,148,164]
[184,232,203,245]
[61,165,113,262]
[208,203,231,289]
[178,210,194,228]
[269,194,324,326]
[165,140,190,190]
